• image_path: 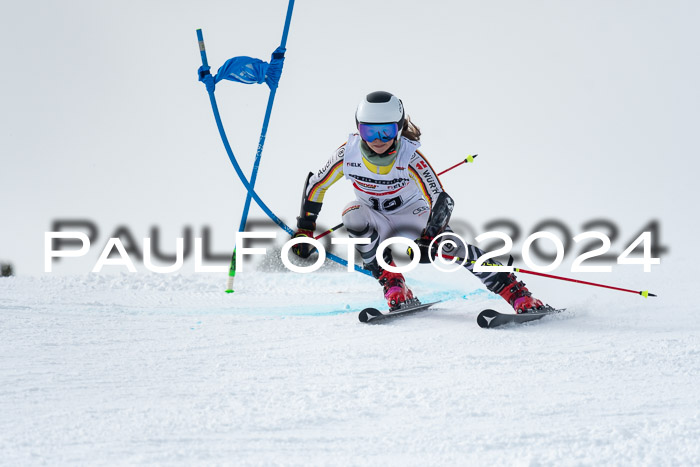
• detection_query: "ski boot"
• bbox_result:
[378,267,415,311]
[365,254,416,311]
[492,273,544,314]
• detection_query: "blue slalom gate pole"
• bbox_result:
[198,75,368,278]
[196,35,292,236]
[232,0,295,291]
[195,9,372,289]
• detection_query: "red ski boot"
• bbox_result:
[495,273,544,314]
[378,268,414,311]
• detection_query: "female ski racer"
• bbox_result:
[291,91,546,313]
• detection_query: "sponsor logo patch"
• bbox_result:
[342,205,361,216]
[422,169,440,194]
[349,174,410,186]
[355,180,377,189]
[440,241,456,252]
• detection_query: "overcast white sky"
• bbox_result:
[1,0,698,274]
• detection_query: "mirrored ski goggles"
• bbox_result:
[358,123,399,142]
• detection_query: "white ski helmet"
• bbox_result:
[355,91,405,131]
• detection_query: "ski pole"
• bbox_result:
[311,154,479,240]
[315,223,344,240]
[437,154,477,176]
[437,253,657,298]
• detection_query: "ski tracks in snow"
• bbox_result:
[0,271,698,465]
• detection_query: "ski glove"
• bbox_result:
[291,229,316,259]
[412,234,438,264]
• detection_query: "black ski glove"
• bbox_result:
[411,234,436,264]
[292,172,323,259]
[291,228,316,259]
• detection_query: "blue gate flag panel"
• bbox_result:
[198,47,286,93]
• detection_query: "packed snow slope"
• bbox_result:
[0,256,697,466]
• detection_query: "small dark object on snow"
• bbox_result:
[1,263,14,277]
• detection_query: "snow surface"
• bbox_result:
[1,257,698,465]
[2,1,698,465]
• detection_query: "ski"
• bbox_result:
[477,307,564,329]
[358,300,441,323]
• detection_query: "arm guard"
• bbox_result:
[424,191,454,238]
[296,172,323,230]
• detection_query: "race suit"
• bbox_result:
[300,134,503,289]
